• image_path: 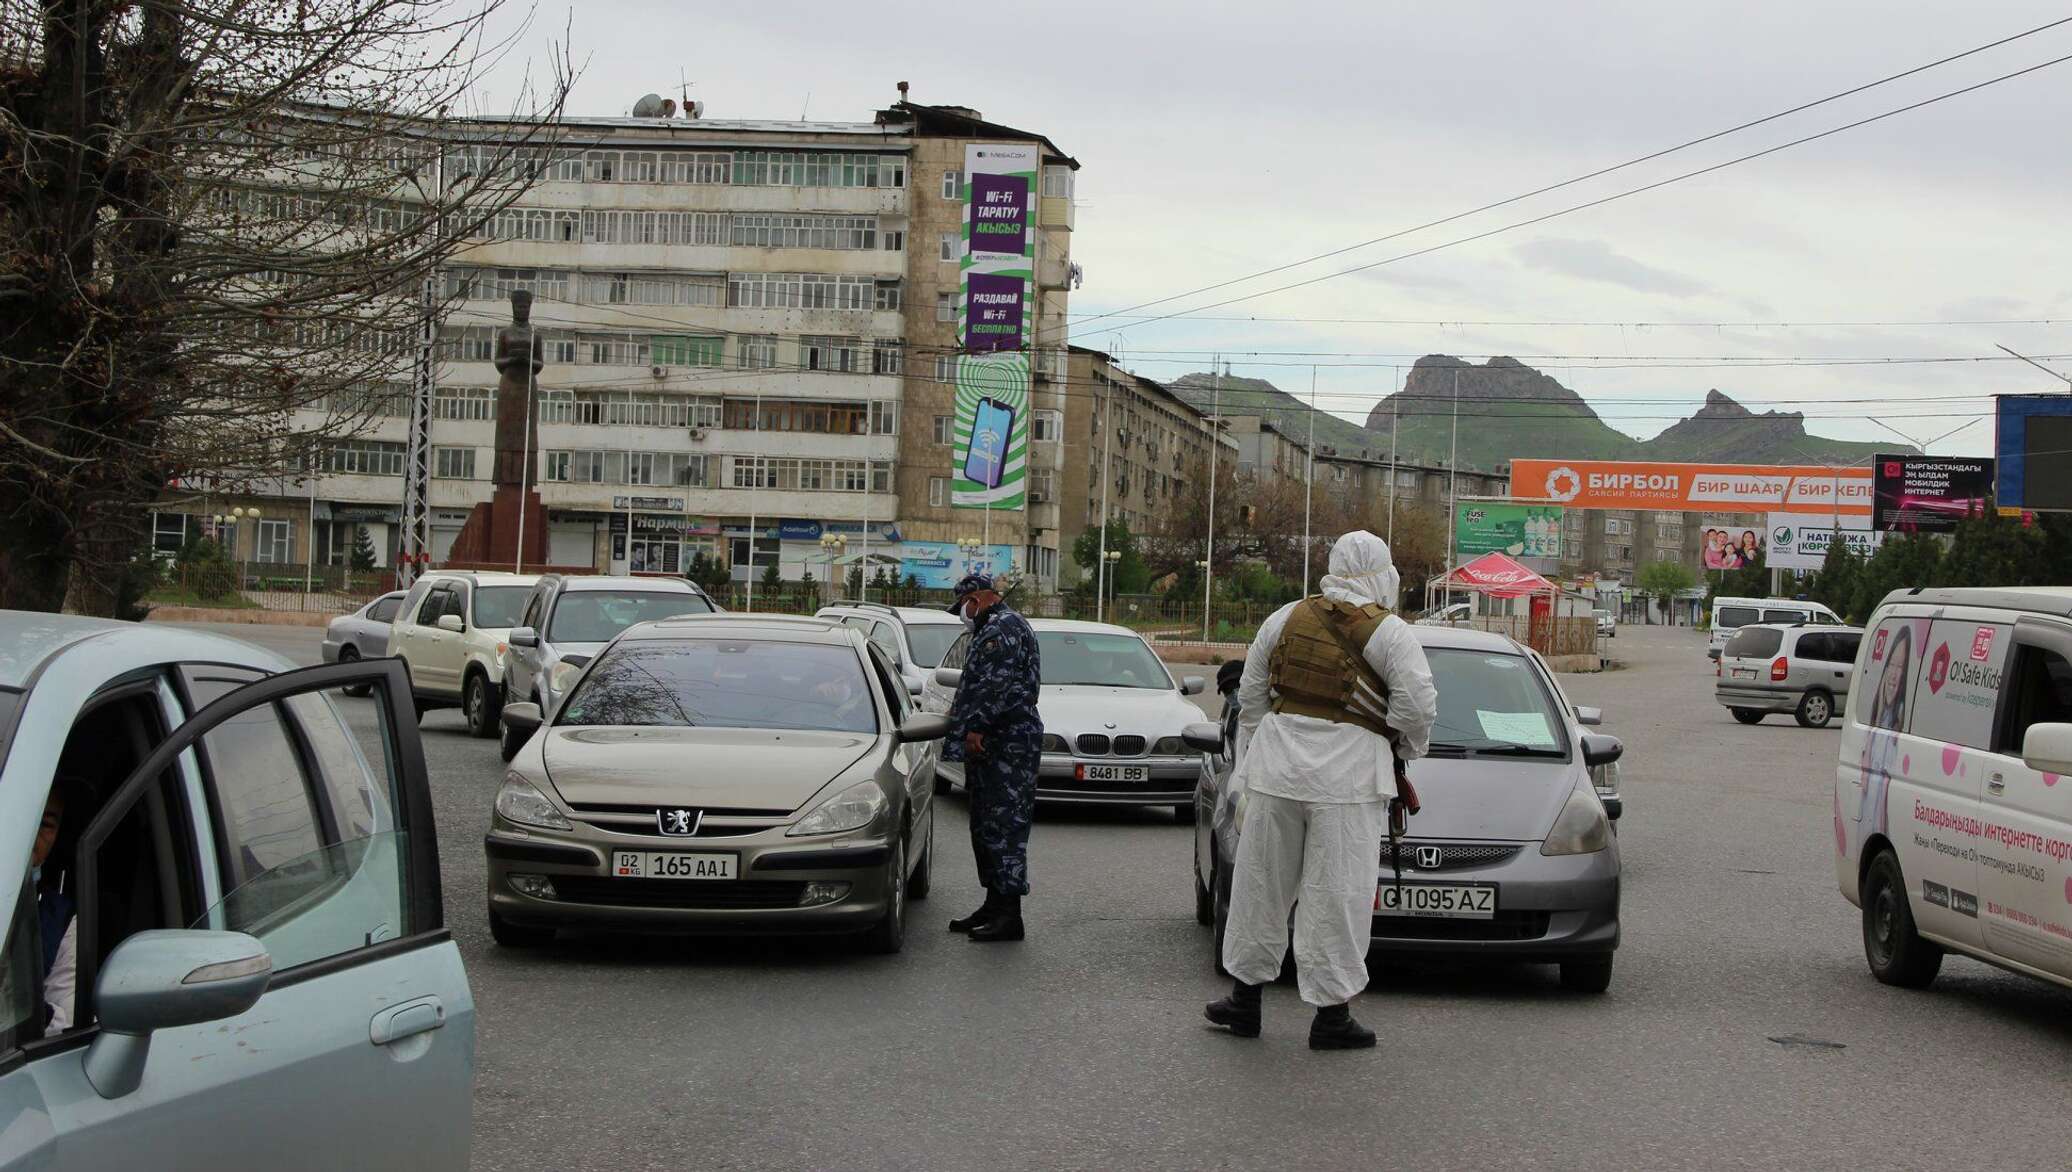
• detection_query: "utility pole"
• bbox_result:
[1443,367,1460,608]
[399,273,436,588]
[1095,371,1115,622]
[1995,343,2072,388]
[514,342,535,574]
[1202,359,1221,644]
[1302,365,1317,593]
[744,391,761,611]
[1386,369,1399,545]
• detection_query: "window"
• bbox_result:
[942,170,961,199]
[873,281,903,312]
[581,272,723,307]
[1042,165,1074,198]
[152,512,193,555]
[728,213,876,250]
[800,335,860,373]
[869,400,898,435]
[433,385,494,421]
[652,335,723,367]
[368,595,403,623]
[933,415,955,445]
[871,340,904,376]
[929,476,949,507]
[940,232,960,262]
[1604,518,1633,536]
[881,229,905,252]
[934,355,955,383]
[937,292,956,322]
[561,641,876,734]
[1996,644,2072,755]
[433,446,477,479]
[1030,468,1055,501]
[872,461,892,494]
[738,334,778,369]
[1032,410,1062,443]
[325,440,406,476]
[1726,627,1784,659]
[255,519,292,564]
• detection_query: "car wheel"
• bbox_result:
[1731,708,1765,725]
[908,813,933,901]
[1558,956,1614,993]
[1194,847,1214,926]
[862,837,907,955]
[1795,690,1834,729]
[338,646,372,697]
[1862,849,1942,988]
[464,671,502,739]
[488,909,553,948]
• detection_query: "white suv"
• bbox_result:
[386,571,540,736]
[813,601,966,697]
[1837,586,2072,994]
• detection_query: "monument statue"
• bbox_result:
[491,288,545,487]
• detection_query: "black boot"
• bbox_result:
[949,892,999,934]
[1204,979,1262,1038]
[967,895,1024,942]
[1308,1003,1376,1050]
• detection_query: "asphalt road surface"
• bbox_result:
[175,620,2072,1171]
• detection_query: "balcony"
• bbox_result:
[1039,196,1074,230]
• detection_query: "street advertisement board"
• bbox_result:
[1698,517,1765,570]
[899,541,1017,589]
[1511,459,1872,515]
[1871,454,1993,532]
[1765,511,1884,571]
[1453,502,1563,559]
[1994,394,2072,512]
[950,142,1036,513]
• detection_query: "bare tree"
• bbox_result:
[0,0,572,612]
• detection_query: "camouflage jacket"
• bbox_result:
[944,604,1044,759]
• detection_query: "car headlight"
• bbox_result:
[1041,734,1068,753]
[496,773,572,831]
[549,657,585,698]
[787,780,888,837]
[1151,736,1186,755]
[1540,778,1610,856]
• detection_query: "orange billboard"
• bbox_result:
[1510,459,1872,515]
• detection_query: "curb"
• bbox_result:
[145,606,333,628]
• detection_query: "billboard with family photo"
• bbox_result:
[1699,519,1765,570]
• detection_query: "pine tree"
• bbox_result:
[349,526,378,573]
[1810,538,1863,621]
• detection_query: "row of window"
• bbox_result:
[928,468,1057,507]
[345,440,899,494]
[439,327,906,374]
[932,411,1062,445]
[442,268,902,313]
[547,148,908,190]
[475,208,893,251]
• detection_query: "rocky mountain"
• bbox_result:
[1170,355,1904,473]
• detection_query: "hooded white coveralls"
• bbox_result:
[1221,532,1439,1006]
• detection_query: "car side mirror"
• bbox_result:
[501,702,543,739]
[509,627,538,648]
[1574,706,1603,727]
[897,712,951,743]
[2021,722,2072,775]
[933,667,963,689]
[1581,733,1623,769]
[436,614,464,634]
[1181,675,1206,696]
[85,930,271,1100]
[558,653,591,670]
[1181,721,1224,753]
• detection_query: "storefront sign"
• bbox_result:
[612,495,685,511]
[1512,459,1872,515]
[778,519,823,541]
[899,541,1016,589]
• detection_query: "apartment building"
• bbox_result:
[1220,413,1510,526]
[154,92,1078,589]
[1058,346,1236,583]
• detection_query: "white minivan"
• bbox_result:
[1835,586,2072,993]
[1706,596,1841,660]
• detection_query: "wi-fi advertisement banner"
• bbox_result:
[951,142,1036,513]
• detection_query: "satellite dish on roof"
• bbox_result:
[631,93,667,117]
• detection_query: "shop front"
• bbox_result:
[610,501,719,576]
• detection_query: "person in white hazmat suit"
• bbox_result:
[1205,530,1437,1049]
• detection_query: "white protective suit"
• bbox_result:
[1220,531,1439,1006]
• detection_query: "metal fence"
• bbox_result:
[1464,614,1600,657]
[156,561,391,616]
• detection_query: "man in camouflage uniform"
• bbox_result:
[942,573,1043,942]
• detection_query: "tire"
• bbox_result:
[499,713,529,763]
[463,670,503,739]
[908,812,933,901]
[1731,708,1765,725]
[1194,847,1214,926]
[1795,690,1834,729]
[862,837,907,954]
[1861,849,1942,988]
[488,909,553,948]
[1559,956,1614,993]
[338,646,372,697]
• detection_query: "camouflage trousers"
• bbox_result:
[966,746,1037,896]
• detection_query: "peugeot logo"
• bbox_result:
[657,808,701,837]
[1414,846,1443,869]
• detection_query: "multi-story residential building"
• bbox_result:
[153,93,1078,589]
[1218,412,1509,530]
[1059,346,1236,583]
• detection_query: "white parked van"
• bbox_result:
[1706,596,1841,660]
[1836,586,2072,993]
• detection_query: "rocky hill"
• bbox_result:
[1170,355,1903,472]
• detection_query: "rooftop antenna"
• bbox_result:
[800,92,812,121]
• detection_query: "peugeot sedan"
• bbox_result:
[921,619,1210,821]
[488,615,948,953]
[1192,626,1625,992]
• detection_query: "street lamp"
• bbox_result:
[958,535,983,573]
[1102,549,1122,614]
[819,533,847,599]
[1196,558,1213,642]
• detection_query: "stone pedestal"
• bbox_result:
[444,487,549,571]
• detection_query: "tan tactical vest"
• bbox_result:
[1267,596,1395,737]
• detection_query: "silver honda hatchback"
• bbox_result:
[1191,626,1625,992]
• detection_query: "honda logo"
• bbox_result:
[657,808,701,837]
[1414,846,1443,869]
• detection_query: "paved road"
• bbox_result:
[171,621,2072,1170]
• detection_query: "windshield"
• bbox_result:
[904,624,961,668]
[0,689,18,771]
[1714,605,1758,630]
[1425,649,1570,758]
[549,590,713,643]
[558,640,876,733]
[1036,631,1172,689]
[472,586,532,629]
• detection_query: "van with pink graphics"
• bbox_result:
[1836,587,2072,993]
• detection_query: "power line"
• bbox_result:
[1064,312,2072,329]
[1057,46,2072,335]
[1065,14,2072,332]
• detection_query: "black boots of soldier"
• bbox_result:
[1309,1003,1376,1050]
[1203,979,1262,1037]
[950,892,1024,941]
[967,895,1023,942]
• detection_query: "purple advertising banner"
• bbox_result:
[963,271,1026,352]
[967,172,1030,256]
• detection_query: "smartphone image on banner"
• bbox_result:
[963,397,1017,489]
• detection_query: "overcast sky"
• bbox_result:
[472,1,2072,456]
